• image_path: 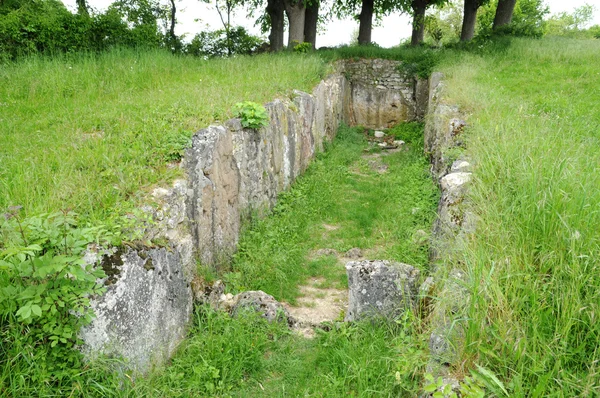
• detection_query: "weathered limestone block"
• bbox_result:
[350,82,414,129]
[184,125,241,267]
[81,247,192,373]
[345,260,420,321]
[142,179,195,277]
[311,74,351,151]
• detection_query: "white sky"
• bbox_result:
[63,0,600,48]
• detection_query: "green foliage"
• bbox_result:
[233,101,269,130]
[185,26,264,57]
[0,50,325,222]
[388,121,425,144]
[424,1,463,46]
[140,306,288,396]
[232,313,428,396]
[477,0,549,38]
[396,48,442,79]
[293,41,313,53]
[0,209,114,381]
[546,4,597,37]
[0,0,165,61]
[423,372,488,398]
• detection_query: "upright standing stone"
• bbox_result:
[345,260,420,321]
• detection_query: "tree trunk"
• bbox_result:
[357,0,374,45]
[284,0,305,48]
[76,0,89,16]
[304,0,319,48]
[410,0,427,46]
[460,0,479,42]
[169,0,176,44]
[267,0,285,51]
[493,0,517,30]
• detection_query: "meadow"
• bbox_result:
[2,36,600,396]
[0,49,326,222]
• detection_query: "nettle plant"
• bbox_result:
[233,101,269,130]
[0,207,123,379]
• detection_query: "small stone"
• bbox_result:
[314,248,338,257]
[231,291,294,325]
[393,140,405,146]
[345,247,363,259]
[450,160,471,173]
[374,131,385,138]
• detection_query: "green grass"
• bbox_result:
[226,123,438,303]
[438,37,600,395]
[0,49,326,222]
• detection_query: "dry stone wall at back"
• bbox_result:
[342,59,429,129]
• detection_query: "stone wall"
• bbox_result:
[342,58,429,129]
[423,72,474,383]
[81,73,350,373]
[184,76,349,267]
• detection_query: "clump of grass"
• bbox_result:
[234,314,428,396]
[439,37,600,395]
[0,49,325,223]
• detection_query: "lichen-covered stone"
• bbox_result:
[231,290,295,325]
[184,125,242,268]
[345,260,420,321]
[81,247,192,373]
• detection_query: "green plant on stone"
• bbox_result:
[233,101,269,130]
[423,372,487,398]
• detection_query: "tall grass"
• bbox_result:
[440,37,600,395]
[0,49,326,222]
